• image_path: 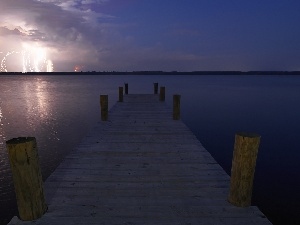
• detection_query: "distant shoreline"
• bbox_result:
[1,71,300,75]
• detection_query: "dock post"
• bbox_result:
[173,94,181,120]
[100,95,108,121]
[6,137,47,221]
[154,83,158,94]
[119,87,123,102]
[159,87,165,101]
[124,83,128,95]
[228,132,261,207]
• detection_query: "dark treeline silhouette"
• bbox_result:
[1,71,300,75]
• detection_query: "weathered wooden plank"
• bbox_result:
[49,167,228,176]
[45,181,230,190]
[74,142,207,151]
[8,216,272,225]
[43,205,267,218]
[8,94,272,225]
[53,163,224,172]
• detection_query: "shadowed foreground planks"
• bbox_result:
[8,94,272,225]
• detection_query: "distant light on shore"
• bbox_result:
[74,65,84,72]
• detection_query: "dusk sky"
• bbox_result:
[0,0,300,72]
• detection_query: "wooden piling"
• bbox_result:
[173,94,181,120]
[100,95,108,121]
[159,87,165,101]
[6,137,47,221]
[124,83,128,95]
[228,132,261,207]
[119,87,123,102]
[154,83,158,94]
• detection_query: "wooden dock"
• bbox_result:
[8,94,272,225]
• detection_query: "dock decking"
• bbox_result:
[9,94,272,225]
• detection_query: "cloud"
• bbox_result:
[0,0,208,72]
[0,27,24,36]
[0,0,118,71]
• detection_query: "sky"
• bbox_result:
[0,0,300,72]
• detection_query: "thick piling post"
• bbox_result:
[124,83,128,95]
[159,87,165,101]
[154,83,158,94]
[6,137,47,221]
[173,94,181,120]
[100,95,108,121]
[228,132,261,207]
[119,87,123,102]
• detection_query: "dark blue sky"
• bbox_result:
[0,0,300,72]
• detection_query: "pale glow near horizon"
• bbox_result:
[0,44,54,72]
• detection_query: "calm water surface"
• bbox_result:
[0,75,299,225]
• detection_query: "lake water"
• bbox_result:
[0,75,299,225]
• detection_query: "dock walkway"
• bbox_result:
[9,94,272,225]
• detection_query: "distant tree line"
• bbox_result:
[1,71,300,75]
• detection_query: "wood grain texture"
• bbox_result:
[173,94,181,120]
[159,86,165,101]
[154,83,158,94]
[118,87,123,102]
[6,137,47,221]
[124,83,128,95]
[228,133,261,207]
[100,95,108,121]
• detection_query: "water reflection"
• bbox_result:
[0,99,7,147]
[23,78,50,125]
[0,105,2,124]
[0,103,5,146]
[18,78,59,142]
[0,104,3,140]
[0,86,16,225]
